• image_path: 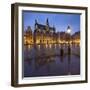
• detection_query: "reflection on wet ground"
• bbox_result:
[24,44,80,77]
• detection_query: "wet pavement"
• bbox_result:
[24,44,80,77]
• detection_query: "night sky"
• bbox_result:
[23,11,80,34]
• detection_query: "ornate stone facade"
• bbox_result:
[24,19,80,46]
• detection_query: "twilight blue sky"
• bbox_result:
[23,11,80,34]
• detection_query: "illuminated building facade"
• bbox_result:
[72,31,80,45]
[24,19,80,46]
[34,18,56,44]
[24,26,33,45]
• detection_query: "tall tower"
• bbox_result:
[46,18,49,31]
[34,19,38,48]
[35,19,38,30]
[46,18,49,26]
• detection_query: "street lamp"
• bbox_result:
[67,26,71,34]
[67,25,72,75]
[67,26,71,55]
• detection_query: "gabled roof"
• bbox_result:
[36,23,55,31]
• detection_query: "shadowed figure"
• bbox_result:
[67,45,71,75]
[68,45,71,55]
[60,44,64,57]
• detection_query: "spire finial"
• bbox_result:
[46,18,49,26]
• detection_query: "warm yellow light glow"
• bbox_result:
[67,28,71,34]
[24,32,80,46]
[38,45,40,49]
[46,44,48,48]
[49,44,52,48]
[28,45,31,48]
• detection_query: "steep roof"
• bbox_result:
[36,23,55,31]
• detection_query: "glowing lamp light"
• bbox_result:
[67,26,71,34]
